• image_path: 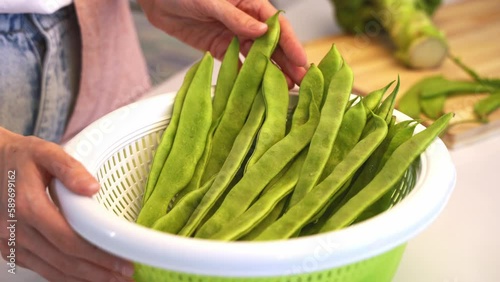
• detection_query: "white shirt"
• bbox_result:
[0,0,72,14]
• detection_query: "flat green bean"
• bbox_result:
[246,61,289,169]
[317,44,343,107]
[337,117,406,208]
[376,76,400,124]
[345,96,360,112]
[397,76,430,119]
[210,150,307,241]
[302,118,408,235]
[303,102,371,227]
[399,74,494,121]
[289,60,353,207]
[450,55,500,88]
[195,99,321,239]
[151,177,215,234]
[179,92,266,237]
[240,197,286,240]
[319,113,453,232]
[420,94,446,120]
[201,12,280,182]
[419,76,495,98]
[255,114,388,240]
[170,116,221,207]
[136,53,213,227]
[212,37,240,122]
[359,78,398,140]
[363,81,394,114]
[142,61,200,205]
[291,64,324,130]
[474,91,500,121]
[369,122,418,187]
[319,99,366,182]
[354,123,417,222]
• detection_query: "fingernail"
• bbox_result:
[87,178,100,191]
[76,176,100,193]
[250,22,267,32]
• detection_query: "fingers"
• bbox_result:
[2,239,123,282]
[3,157,135,280]
[28,137,100,196]
[211,0,268,39]
[275,12,308,67]
[2,243,82,282]
[253,1,308,68]
[240,39,307,87]
[271,46,308,86]
[10,224,133,282]
[233,1,307,86]
[22,183,135,279]
[2,244,132,282]
[0,129,133,281]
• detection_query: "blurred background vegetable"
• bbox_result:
[397,55,500,123]
[330,0,448,69]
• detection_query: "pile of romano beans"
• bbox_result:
[135,12,453,241]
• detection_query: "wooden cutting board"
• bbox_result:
[303,0,500,149]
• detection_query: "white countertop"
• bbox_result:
[4,0,499,281]
[394,133,500,282]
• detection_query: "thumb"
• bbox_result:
[35,141,100,196]
[210,1,268,38]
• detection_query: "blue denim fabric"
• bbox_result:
[0,5,81,143]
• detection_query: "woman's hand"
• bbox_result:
[0,127,134,282]
[137,0,308,87]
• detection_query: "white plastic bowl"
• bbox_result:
[50,91,456,279]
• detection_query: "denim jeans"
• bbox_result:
[0,5,81,143]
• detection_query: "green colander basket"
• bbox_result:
[50,91,456,282]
